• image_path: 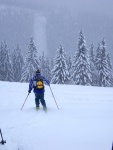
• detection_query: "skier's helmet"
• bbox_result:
[36,69,40,74]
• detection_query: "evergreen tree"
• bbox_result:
[71,30,92,85]
[51,45,69,84]
[106,51,113,86]
[95,38,112,87]
[89,43,97,85]
[50,58,54,72]
[95,43,101,86]
[67,55,72,75]
[0,42,13,81]
[107,53,112,70]
[0,42,4,80]
[39,52,51,80]
[50,58,54,80]
[45,57,52,81]
[12,44,24,82]
[21,37,40,82]
[89,43,95,66]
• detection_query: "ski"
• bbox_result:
[36,107,48,113]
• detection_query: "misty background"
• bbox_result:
[0,0,113,62]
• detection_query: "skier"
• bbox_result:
[28,69,50,111]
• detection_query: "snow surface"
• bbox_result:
[0,81,113,150]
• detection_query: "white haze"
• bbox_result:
[0,0,113,62]
[0,0,113,17]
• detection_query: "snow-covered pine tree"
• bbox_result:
[71,30,92,85]
[45,57,52,81]
[0,42,4,80]
[107,53,113,86]
[89,43,98,85]
[12,44,24,82]
[95,43,101,86]
[51,45,69,84]
[67,55,72,75]
[107,52,112,71]
[21,37,40,82]
[39,51,51,80]
[50,58,54,72]
[95,38,112,87]
[106,53,113,86]
[0,41,13,81]
[50,58,54,80]
[89,43,95,67]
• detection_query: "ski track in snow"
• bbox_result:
[0,81,113,150]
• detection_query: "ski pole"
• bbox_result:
[49,85,59,110]
[0,129,6,145]
[21,93,29,110]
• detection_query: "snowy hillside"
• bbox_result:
[0,81,113,150]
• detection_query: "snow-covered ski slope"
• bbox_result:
[0,81,113,150]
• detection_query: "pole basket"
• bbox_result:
[0,129,6,145]
[0,140,6,145]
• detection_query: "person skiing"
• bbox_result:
[28,69,50,111]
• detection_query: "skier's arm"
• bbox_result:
[41,76,50,86]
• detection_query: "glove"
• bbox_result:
[28,90,31,93]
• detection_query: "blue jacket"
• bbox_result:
[29,73,50,94]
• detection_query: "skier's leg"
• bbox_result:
[35,94,40,108]
[40,93,47,109]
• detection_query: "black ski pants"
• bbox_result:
[35,93,46,108]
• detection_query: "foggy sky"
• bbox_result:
[0,0,113,61]
[0,0,113,17]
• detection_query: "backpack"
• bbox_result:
[36,77,44,89]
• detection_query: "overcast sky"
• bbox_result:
[0,0,113,17]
